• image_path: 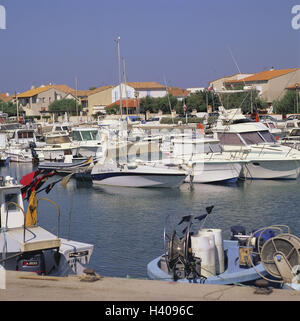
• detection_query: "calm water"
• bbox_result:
[2,162,300,279]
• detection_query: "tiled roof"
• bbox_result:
[87,86,114,96]
[225,68,299,84]
[126,82,166,90]
[17,86,53,98]
[286,82,300,89]
[106,98,141,109]
[167,87,190,97]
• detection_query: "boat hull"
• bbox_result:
[92,172,186,188]
[241,159,300,179]
[147,255,267,285]
[187,162,242,184]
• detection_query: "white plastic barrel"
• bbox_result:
[200,229,225,274]
[191,234,216,277]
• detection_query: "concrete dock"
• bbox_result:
[0,271,300,301]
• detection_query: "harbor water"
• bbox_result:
[2,162,300,279]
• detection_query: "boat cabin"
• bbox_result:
[7,129,37,146]
[71,128,101,142]
[0,176,24,229]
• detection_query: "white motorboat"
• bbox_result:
[91,160,188,188]
[280,128,300,150]
[5,129,45,163]
[163,136,246,184]
[212,108,300,179]
[0,175,93,276]
[71,127,103,160]
[35,131,78,161]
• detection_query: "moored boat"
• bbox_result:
[0,175,94,276]
[147,208,271,285]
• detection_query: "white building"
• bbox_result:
[111,81,167,103]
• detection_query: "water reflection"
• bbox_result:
[1,163,300,278]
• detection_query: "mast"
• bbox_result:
[115,37,123,118]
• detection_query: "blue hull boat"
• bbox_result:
[147,207,272,285]
[147,239,268,285]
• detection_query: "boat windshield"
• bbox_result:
[72,130,100,141]
[217,133,244,146]
[258,130,276,143]
[290,129,300,136]
[240,132,265,145]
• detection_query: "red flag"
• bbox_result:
[20,170,40,186]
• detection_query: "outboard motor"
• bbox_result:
[29,141,39,164]
[16,251,46,275]
[230,226,246,245]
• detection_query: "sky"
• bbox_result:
[0,0,299,94]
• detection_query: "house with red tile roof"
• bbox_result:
[223,68,300,103]
[16,84,79,116]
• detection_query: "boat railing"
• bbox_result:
[5,198,61,242]
[5,202,27,242]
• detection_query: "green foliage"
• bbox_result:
[139,95,178,114]
[105,104,119,115]
[48,98,82,115]
[218,90,268,113]
[139,92,220,115]
[184,91,220,113]
[159,116,204,124]
[273,90,299,115]
[0,101,23,116]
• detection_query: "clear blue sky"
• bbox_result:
[0,0,299,93]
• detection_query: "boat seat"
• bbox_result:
[5,226,61,252]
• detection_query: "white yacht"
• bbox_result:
[212,108,300,179]
[5,129,45,163]
[91,160,188,188]
[165,137,246,184]
[0,175,93,276]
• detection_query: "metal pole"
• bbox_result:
[122,57,129,115]
[75,76,78,119]
[115,37,123,118]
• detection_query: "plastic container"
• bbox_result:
[191,233,216,277]
[200,228,225,274]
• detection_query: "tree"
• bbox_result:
[218,90,267,113]
[48,98,82,115]
[0,101,23,116]
[273,90,298,115]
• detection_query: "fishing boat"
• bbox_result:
[91,160,188,188]
[242,225,300,291]
[35,131,78,161]
[147,207,270,285]
[0,175,93,276]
